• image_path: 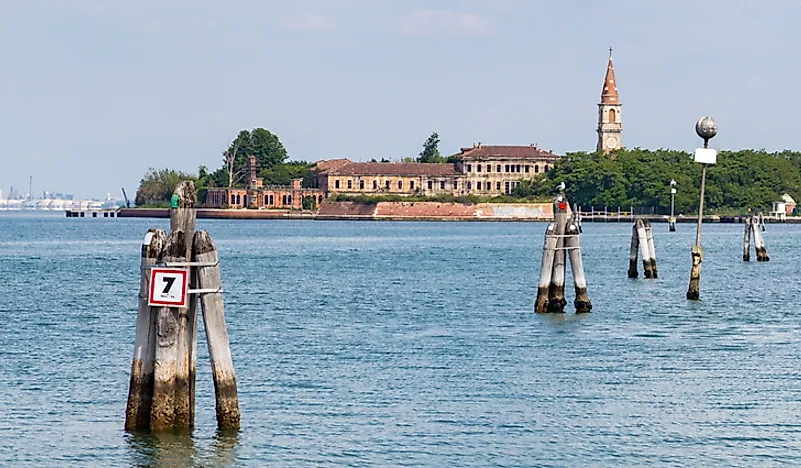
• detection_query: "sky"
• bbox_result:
[1,0,800,199]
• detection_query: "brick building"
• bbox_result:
[205,156,325,209]
[317,144,559,196]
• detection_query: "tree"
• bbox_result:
[418,132,445,163]
[223,139,246,188]
[134,168,197,206]
[220,128,289,188]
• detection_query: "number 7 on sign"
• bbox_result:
[149,268,189,308]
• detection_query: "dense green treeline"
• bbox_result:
[513,149,801,214]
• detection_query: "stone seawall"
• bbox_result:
[119,202,553,221]
[318,201,553,221]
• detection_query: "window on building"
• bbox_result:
[525,165,530,173]
[476,164,482,173]
[505,164,510,173]
[335,180,340,189]
[496,181,501,191]
[269,195,274,205]
[467,181,472,190]
[288,195,292,205]
[347,180,352,189]
[477,181,482,190]
[535,165,539,174]
[236,194,241,205]
[439,180,445,190]
[453,180,458,190]
[385,180,390,189]
[410,180,415,190]
[609,108,616,123]
[264,195,268,205]
[398,180,403,189]
[428,180,433,190]
[516,164,521,173]
[544,165,549,173]
[373,180,378,190]
[496,165,501,172]
[360,180,365,190]
[231,194,235,205]
[486,164,491,173]
[467,164,472,172]
[282,195,287,205]
[505,181,510,194]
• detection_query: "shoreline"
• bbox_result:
[108,208,800,223]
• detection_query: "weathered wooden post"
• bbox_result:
[565,222,591,313]
[547,193,569,313]
[743,217,752,261]
[170,182,198,426]
[125,229,166,432]
[535,223,556,313]
[627,223,639,278]
[194,231,241,429]
[644,219,658,278]
[150,230,192,431]
[753,215,769,262]
[636,219,652,278]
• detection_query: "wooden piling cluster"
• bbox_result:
[743,214,769,262]
[627,219,658,278]
[535,192,591,313]
[126,181,240,433]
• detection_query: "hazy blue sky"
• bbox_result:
[1,0,799,198]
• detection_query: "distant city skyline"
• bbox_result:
[2,0,801,198]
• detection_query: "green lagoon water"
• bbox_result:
[1,213,800,466]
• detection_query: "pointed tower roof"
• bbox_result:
[601,49,618,104]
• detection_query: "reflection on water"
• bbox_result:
[124,429,239,467]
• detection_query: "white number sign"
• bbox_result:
[148,268,189,307]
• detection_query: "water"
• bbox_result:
[1,213,801,467]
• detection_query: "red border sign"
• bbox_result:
[148,268,189,308]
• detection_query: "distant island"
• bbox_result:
[134,127,801,217]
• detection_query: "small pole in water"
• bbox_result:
[565,221,591,313]
[627,222,639,278]
[535,223,556,313]
[669,179,677,232]
[547,189,569,313]
[644,219,658,278]
[636,219,653,278]
[743,217,752,261]
[753,214,769,262]
[687,117,718,301]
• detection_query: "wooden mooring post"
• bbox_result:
[536,189,591,313]
[743,214,769,262]
[125,229,166,432]
[125,181,239,433]
[627,218,658,279]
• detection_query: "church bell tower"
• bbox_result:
[597,49,622,154]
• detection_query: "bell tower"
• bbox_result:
[597,49,622,154]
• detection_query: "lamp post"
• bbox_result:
[669,179,677,232]
[686,117,718,300]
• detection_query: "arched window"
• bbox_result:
[608,108,616,123]
[282,195,287,206]
[359,180,365,190]
[236,194,241,205]
[544,165,549,173]
[287,195,292,205]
